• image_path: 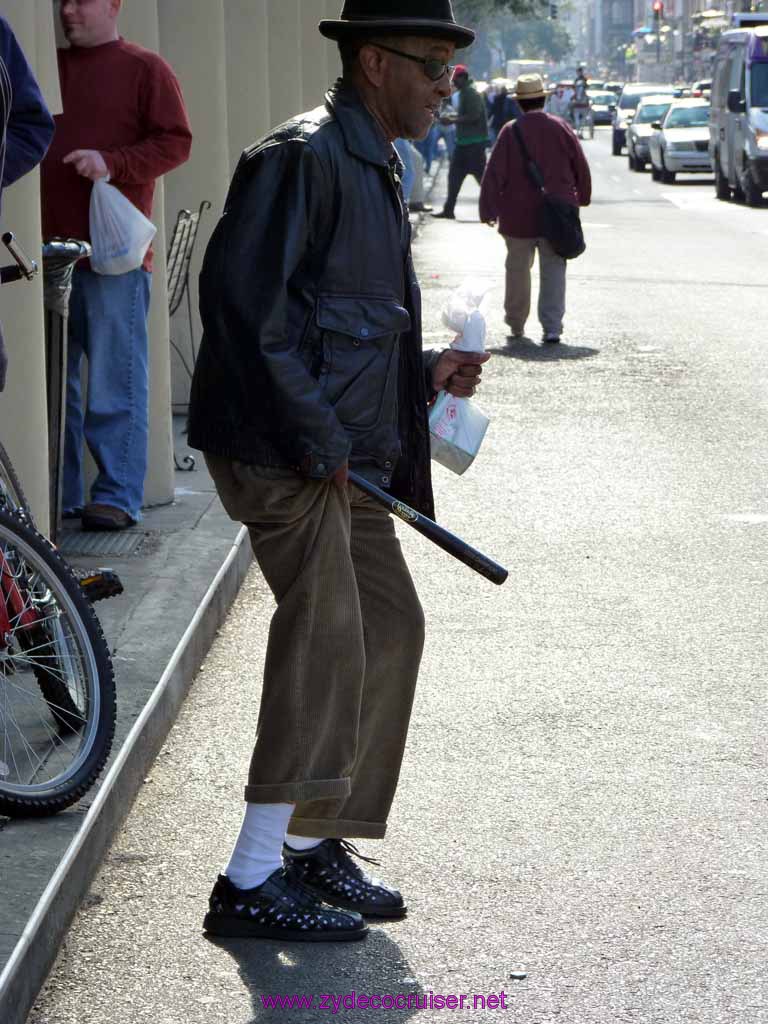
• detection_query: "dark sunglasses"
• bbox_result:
[371,43,454,83]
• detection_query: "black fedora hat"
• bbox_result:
[319,1,475,50]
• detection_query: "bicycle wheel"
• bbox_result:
[0,507,116,816]
[0,440,30,516]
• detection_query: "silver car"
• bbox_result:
[626,95,674,171]
[650,99,712,183]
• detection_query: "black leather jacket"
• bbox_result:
[187,81,437,517]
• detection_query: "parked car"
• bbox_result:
[626,95,674,170]
[612,83,677,155]
[691,78,712,97]
[587,89,617,125]
[604,81,624,95]
[649,99,711,182]
[710,24,768,205]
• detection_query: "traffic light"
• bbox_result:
[652,0,664,23]
[550,2,558,18]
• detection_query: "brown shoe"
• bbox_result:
[81,503,136,531]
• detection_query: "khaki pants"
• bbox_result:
[206,456,425,839]
[504,235,567,338]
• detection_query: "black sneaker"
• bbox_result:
[283,839,407,919]
[202,868,368,941]
[430,209,455,219]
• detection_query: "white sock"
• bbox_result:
[284,834,324,852]
[225,802,295,890]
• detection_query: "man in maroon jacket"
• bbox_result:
[41,0,192,530]
[479,74,590,345]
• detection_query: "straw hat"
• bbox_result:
[319,0,476,50]
[514,74,546,101]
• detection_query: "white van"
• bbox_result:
[710,24,768,205]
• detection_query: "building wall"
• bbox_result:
[0,0,341,530]
[0,1,61,535]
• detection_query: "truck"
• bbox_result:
[505,59,547,83]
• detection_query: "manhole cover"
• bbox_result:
[58,531,150,557]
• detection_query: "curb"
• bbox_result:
[0,526,252,1024]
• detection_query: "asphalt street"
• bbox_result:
[27,129,768,1023]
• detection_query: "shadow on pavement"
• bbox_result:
[488,336,600,361]
[657,178,715,187]
[207,929,424,1022]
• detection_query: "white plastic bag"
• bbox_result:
[441,279,491,342]
[429,279,492,475]
[89,178,156,276]
[429,390,490,475]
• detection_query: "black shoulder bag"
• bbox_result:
[511,120,586,261]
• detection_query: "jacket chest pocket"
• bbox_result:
[316,295,411,432]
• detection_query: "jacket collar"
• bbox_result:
[326,80,395,168]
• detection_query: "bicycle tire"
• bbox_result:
[0,507,116,816]
[0,439,31,516]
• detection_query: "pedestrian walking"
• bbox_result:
[432,64,489,219]
[571,66,591,136]
[41,0,192,531]
[488,84,521,143]
[545,83,572,119]
[479,74,591,344]
[0,14,55,392]
[187,0,489,943]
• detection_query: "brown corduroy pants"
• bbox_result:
[206,455,425,839]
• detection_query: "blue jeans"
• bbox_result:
[414,124,438,173]
[435,122,456,159]
[64,267,151,520]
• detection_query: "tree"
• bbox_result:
[454,0,544,20]
[501,18,573,64]
[453,0,572,77]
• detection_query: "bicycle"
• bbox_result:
[0,233,118,816]
[572,103,594,140]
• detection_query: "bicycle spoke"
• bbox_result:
[0,700,47,782]
[1,673,86,728]
[0,508,114,810]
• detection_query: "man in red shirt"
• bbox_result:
[479,74,590,345]
[41,0,192,530]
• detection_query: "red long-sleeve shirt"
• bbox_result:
[479,111,591,239]
[41,38,192,271]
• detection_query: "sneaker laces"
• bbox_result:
[277,868,327,909]
[334,839,382,882]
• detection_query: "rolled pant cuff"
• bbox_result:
[287,817,387,840]
[243,777,351,804]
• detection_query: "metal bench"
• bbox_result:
[166,201,211,471]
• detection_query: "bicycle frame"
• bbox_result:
[0,543,42,645]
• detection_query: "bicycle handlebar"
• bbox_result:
[1,232,38,285]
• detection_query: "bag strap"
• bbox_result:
[511,120,547,195]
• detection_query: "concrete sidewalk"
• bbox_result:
[0,420,251,1024]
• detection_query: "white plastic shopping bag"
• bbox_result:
[429,390,490,475]
[428,279,491,476]
[89,178,156,276]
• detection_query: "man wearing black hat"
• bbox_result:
[189,1,488,943]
